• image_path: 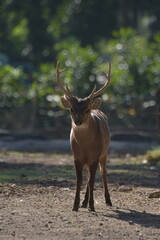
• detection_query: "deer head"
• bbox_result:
[56,61,111,126]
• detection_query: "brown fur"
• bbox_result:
[61,96,112,211]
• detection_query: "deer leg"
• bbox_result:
[72,160,83,211]
[99,156,112,206]
[81,170,89,208]
[88,162,98,212]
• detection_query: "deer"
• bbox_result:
[56,61,112,212]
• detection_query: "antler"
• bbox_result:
[88,62,111,99]
[56,61,73,98]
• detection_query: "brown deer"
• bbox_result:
[56,61,112,211]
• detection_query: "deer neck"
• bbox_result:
[71,115,96,143]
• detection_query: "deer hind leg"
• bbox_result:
[73,160,83,211]
[99,156,112,206]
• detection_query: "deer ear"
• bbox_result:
[91,98,102,109]
[60,96,71,109]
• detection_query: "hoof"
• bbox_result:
[88,207,95,212]
[81,202,88,208]
[106,200,112,207]
[72,206,79,211]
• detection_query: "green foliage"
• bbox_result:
[1,0,160,64]
[0,0,160,131]
[0,29,160,130]
[0,64,27,106]
[98,28,159,93]
[97,28,160,127]
[0,63,58,106]
[55,39,98,97]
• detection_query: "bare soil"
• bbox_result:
[0,152,160,240]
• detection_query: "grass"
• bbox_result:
[0,151,75,184]
[0,150,159,185]
[0,167,75,183]
[145,147,160,165]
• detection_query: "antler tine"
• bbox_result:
[65,84,73,97]
[88,84,97,99]
[56,61,73,98]
[89,62,111,99]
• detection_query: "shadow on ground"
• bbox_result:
[101,208,160,229]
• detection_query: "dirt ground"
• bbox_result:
[0,152,160,240]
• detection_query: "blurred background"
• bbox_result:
[0,0,160,143]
